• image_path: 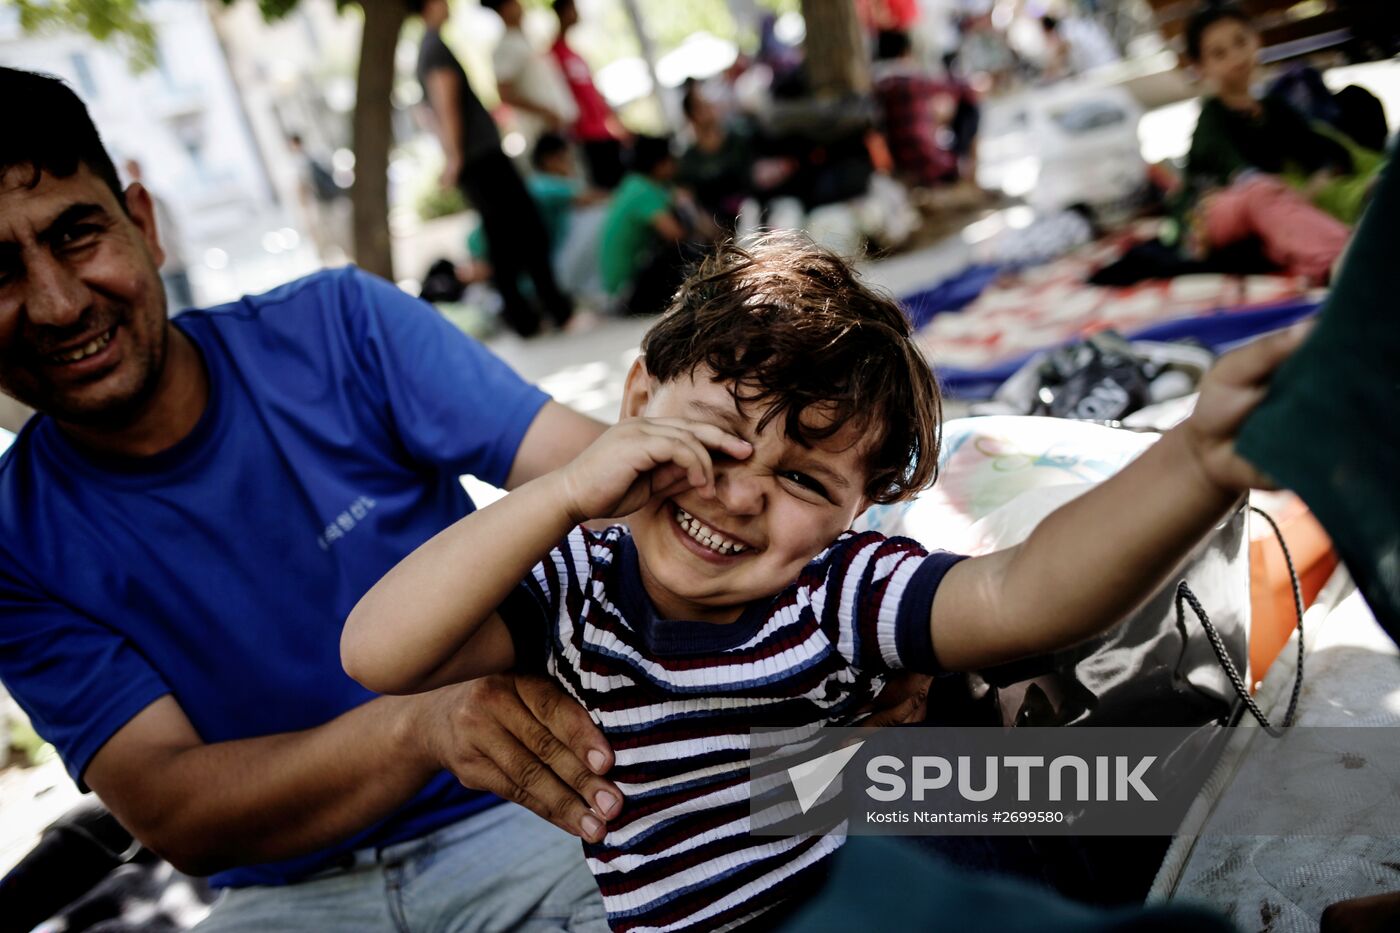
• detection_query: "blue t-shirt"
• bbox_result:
[0,267,550,887]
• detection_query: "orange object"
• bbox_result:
[1248,492,1338,686]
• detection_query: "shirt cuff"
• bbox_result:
[894,552,970,673]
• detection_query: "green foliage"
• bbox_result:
[417,183,467,221]
[637,0,736,50]
[12,0,158,69]
[7,712,56,768]
[9,0,369,71]
[211,0,344,22]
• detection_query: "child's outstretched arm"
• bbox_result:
[342,418,751,695]
[929,324,1309,672]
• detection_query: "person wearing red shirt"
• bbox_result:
[551,0,629,190]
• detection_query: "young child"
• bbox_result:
[1183,4,1382,225]
[599,135,690,314]
[1170,5,1379,283]
[343,236,1303,931]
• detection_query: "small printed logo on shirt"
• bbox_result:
[317,495,377,550]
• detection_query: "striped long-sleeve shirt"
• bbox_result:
[499,526,966,932]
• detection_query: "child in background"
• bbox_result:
[598,135,690,314]
[343,235,1306,931]
[1184,3,1382,224]
[1170,5,1381,283]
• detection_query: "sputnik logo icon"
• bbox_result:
[787,741,866,814]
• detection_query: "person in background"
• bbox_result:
[1183,3,1383,225]
[871,30,973,189]
[287,134,351,264]
[599,136,689,315]
[413,0,574,337]
[551,0,629,190]
[483,0,577,153]
[677,82,758,226]
[123,159,192,314]
[1170,4,1383,282]
[1039,13,1120,81]
[468,132,608,304]
[677,82,797,232]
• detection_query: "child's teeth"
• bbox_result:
[675,504,747,555]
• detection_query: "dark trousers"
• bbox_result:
[581,138,626,190]
[459,151,573,337]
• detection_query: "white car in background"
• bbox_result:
[978,82,1147,214]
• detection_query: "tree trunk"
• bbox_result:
[800,0,869,98]
[352,0,407,279]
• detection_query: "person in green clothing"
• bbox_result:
[1182,4,1383,225]
[599,135,689,314]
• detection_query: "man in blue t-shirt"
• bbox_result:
[0,67,620,930]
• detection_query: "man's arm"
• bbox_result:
[505,400,607,489]
[425,69,466,185]
[497,80,564,128]
[930,325,1307,671]
[651,209,687,243]
[85,681,622,875]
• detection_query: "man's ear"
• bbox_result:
[621,356,657,419]
[122,183,167,270]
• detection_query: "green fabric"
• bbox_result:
[777,837,1236,932]
[1287,123,1384,225]
[1237,152,1399,639]
[600,173,671,296]
[468,173,579,260]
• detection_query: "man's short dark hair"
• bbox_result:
[0,67,124,206]
[405,0,427,15]
[553,0,575,15]
[642,235,942,505]
[532,132,570,169]
[875,29,912,61]
[1185,3,1252,61]
[631,135,674,176]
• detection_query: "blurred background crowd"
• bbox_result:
[7,0,1391,342]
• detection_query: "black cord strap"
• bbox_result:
[1174,505,1306,737]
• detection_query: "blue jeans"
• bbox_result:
[195,803,606,932]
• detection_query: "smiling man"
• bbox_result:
[0,67,630,931]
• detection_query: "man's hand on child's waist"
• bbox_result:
[399,675,621,843]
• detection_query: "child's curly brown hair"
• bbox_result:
[641,234,942,505]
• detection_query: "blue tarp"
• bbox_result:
[901,266,1323,399]
[902,264,1003,330]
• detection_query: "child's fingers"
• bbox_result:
[646,418,753,460]
[640,426,716,495]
